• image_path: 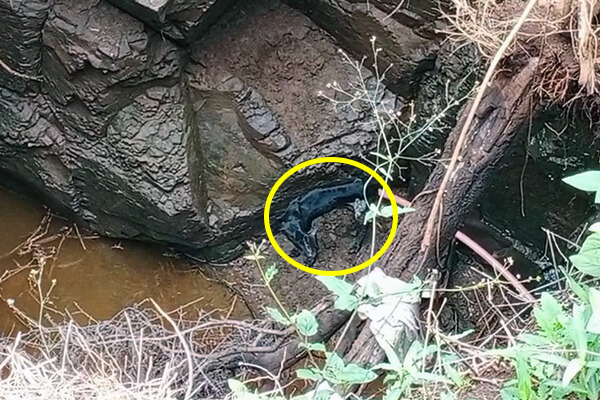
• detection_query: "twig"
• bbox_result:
[150,299,194,400]
[73,224,87,251]
[456,231,535,302]
[383,0,406,21]
[0,56,42,81]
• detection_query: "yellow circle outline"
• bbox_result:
[264,157,398,276]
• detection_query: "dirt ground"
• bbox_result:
[208,205,392,317]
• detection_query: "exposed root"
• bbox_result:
[575,0,600,95]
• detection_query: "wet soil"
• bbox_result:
[209,205,393,316]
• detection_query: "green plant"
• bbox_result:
[569,223,600,278]
[563,170,600,204]
[563,170,600,277]
[498,283,600,400]
[238,242,468,400]
[230,37,475,400]
[496,170,600,399]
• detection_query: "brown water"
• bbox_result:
[0,188,246,334]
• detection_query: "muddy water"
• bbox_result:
[0,188,246,334]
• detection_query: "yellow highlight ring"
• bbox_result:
[264,157,398,276]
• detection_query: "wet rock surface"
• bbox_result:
[0,0,405,261]
[105,0,235,43]
[0,0,49,92]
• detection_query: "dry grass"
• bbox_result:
[0,217,291,400]
[0,297,290,399]
[441,0,600,98]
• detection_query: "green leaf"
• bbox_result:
[264,263,278,283]
[587,287,600,334]
[534,292,564,338]
[563,171,600,193]
[380,205,395,218]
[562,358,585,386]
[315,276,358,311]
[545,379,589,393]
[362,204,415,224]
[571,304,588,360]
[293,382,343,400]
[412,372,452,383]
[382,386,402,400]
[442,360,466,386]
[337,363,378,384]
[403,340,423,370]
[293,310,319,337]
[500,386,520,400]
[335,293,358,311]
[560,265,590,303]
[266,307,290,325]
[363,209,376,225]
[324,352,345,380]
[300,342,327,352]
[370,151,390,160]
[530,352,570,366]
[377,166,393,181]
[570,232,600,277]
[227,379,247,393]
[590,222,600,233]
[381,205,415,217]
[516,354,532,400]
[296,368,322,381]
[440,391,456,400]
[518,333,554,347]
[372,362,399,372]
[325,352,345,370]
[315,276,353,297]
[586,370,599,400]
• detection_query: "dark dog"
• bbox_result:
[280,178,369,266]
